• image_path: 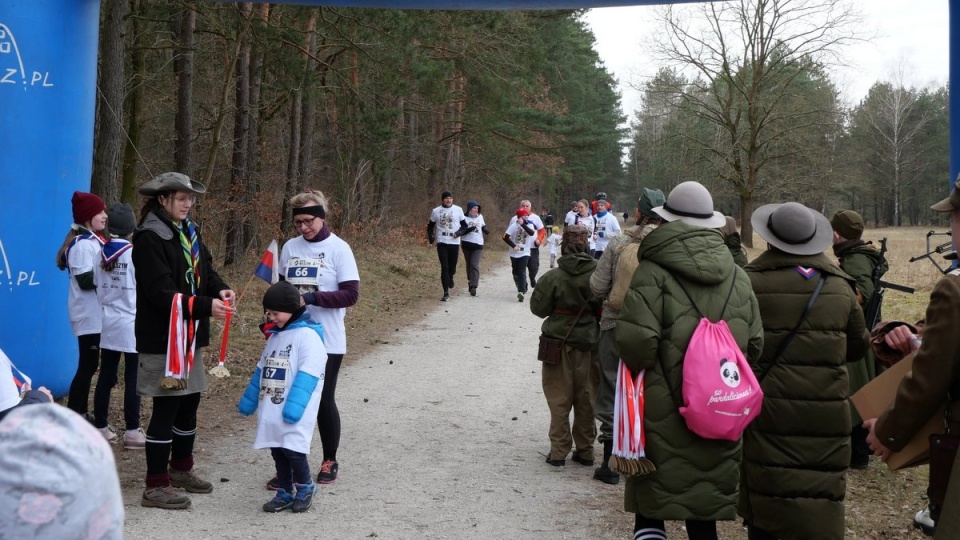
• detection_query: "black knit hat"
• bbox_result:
[263,282,301,313]
[441,191,453,200]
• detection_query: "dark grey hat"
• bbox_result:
[653,181,725,228]
[106,203,136,236]
[752,202,833,256]
[931,174,960,213]
[139,172,206,197]
[263,281,302,313]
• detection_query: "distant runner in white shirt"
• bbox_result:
[564,200,580,227]
[592,197,622,259]
[503,208,539,302]
[426,191,469,302]
[508,200,544,287]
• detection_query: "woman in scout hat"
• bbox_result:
[132,172,235,510]
[740,202,867,540]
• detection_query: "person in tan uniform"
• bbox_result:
[865,179,960,539]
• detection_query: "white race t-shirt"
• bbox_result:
[252,324,327,454]
[461,214,486,245]
[94,239,137,353]
[564,210,578,227]
[574,214,598,251]
[547,233,562,255]
[594,213,622,253]
[67,234,104,337]
[430,205,466,245]
[505,220,538,259]
[0,348,21,414]
[280,233,361,355]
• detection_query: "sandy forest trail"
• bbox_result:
[122,261,634,539]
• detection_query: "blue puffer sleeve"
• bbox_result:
[237,367,262,416]
[282,371,320,424]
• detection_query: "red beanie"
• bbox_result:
[72,191,106,225]
[516,208,530,218]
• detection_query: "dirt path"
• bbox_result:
[122,260,633,539]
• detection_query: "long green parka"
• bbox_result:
[616,220,764,521]
[740,249,867,539]
[530,251,602,350]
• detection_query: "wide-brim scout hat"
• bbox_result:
[652,181,726,228]
[139,172,207,197]
[930,175,960,213]
[752,202,833,256]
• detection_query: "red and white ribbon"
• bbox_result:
[166,293,197,380]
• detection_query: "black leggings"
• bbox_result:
[145,392,202,480]
[94,349,141,430]
[318,353,343,462]
[67,333,100,415]
[634,514,718,540]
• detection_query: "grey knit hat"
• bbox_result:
[0,404,124,539]
[106,203,136,236]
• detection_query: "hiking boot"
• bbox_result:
[98,425,118,443]
[263,488,294,513]
[469,287,477,297]
[292,482,316,513]
[517,292,524,302]
[593,464,620,485]
[571,453,594,467]
[124,428,146,450]
[142,485,191,510]
[545,456,565,466]
[266,477,282,491]
[316,459,339,484]
[914,506,936,536]
[169,468,213,494]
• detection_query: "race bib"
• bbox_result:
[261,356,290,405]
[286,257,324,292]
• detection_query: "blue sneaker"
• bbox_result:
[263,489,294,513]
[292,482,316,513]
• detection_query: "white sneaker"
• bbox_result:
[124,428,146,449]
[98,425,118,443]
[914,506,936,536]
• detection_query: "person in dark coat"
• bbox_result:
[617,181,764,540]
[719,216,748,267]
[865,181,960,540]
[133,172,235,510]
[830,209,889,469]
[740,202,867,540]
[529,225,602,467]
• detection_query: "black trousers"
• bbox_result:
[511,256,529,293]
[94,349,141,430]
[67,333,100,415]
[436,243,459,292]
[271,447,311,491]
[528,247,540,285]
[145,392,201,478]
[317,353,343,462]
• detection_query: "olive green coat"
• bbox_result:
[835,239,889,419]
[530,252,602,351]
[740,250,867,540]
[616,221,764,521]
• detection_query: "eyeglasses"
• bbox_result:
[293,216,318,228]
[165,195,196,205]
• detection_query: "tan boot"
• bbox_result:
[169,468,213,494]
[141,485,191,509]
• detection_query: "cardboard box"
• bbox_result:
[851,351,944,470]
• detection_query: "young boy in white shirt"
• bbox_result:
[239,282,327,513]
[547,226,562,268]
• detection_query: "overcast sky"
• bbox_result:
[583,0,950,120]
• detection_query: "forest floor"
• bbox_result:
[101,224,940,539]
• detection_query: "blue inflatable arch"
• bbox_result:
[0,0,958,396]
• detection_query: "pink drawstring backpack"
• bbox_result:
[666,276,763,441]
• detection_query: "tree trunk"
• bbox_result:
[91,0,129,204]
[280,11,316,234]
[174,4,196,177]
[121,0,145,205]
[224,3,253,266]
[298,10,318,182]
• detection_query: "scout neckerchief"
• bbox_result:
[610,361,656,477]
[60,225,106,269]
[174,218,201,294]
[162,293,197,390]
[100,238,133,271]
